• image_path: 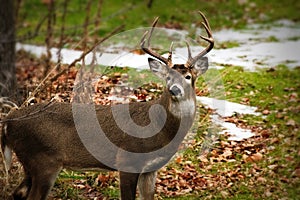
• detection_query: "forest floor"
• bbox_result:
[1,0,300,199]
[0,48,299,200]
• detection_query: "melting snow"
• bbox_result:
[196,96,259,118]
[17,20,300,71]
[210,115,255,141]
[196,96,260,141]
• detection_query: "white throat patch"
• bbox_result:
[170,99,195,118]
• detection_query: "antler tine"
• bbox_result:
[199,22,213,44]
[185,11,214,68]
[141,17,169,66]
[199,11,211,32]
[185,41,192,60]
[147,17,159,47]
[140,30,149,47]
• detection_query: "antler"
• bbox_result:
[141,17,173,66]
[185,11,214,68]
[142,11,213,68]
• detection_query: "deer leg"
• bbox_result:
[138,171,157,200]
[12,170,32,200]
[26,163,62,200]
[119,172,140,200]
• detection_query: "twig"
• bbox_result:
[15,1,137,43]
[14,0,23,26]
[68,24,124,68]
[0,97,18,111]
[82,0,92,52]
[44,0,56,77]
[57,0,69,71]
[21,24,124,107]
[147,0,154,8]
[1,101,55,123]
[95,0,103,30]
[16,13,48,42]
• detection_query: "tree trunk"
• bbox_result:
[0,0,16,99]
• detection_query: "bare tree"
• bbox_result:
[0,0,16,99]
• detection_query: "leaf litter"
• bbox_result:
[0,50,299,199]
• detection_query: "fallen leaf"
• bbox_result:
[286,119,296,127]
[245,152,263,162]
[257,177,266,183]
[293,168,300,177]
[265,190,272,197]
[262,109,270,115]
[221,149,232,158]
[220,191,229,198]
[270,138,279,144]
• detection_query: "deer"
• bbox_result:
[1,11,213,200]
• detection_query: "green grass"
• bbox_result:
[17,0,300,45]
[219,65,300,111]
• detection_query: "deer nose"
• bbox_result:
[170,85,183,97]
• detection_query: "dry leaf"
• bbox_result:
[245,152,263,162]
[286,119,296,126]
[257,177,266,183]
[262,109,270,115]
[293,168,300,177]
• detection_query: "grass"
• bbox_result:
[17,0,300,45]
[220,65,300,110]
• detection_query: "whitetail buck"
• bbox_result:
[1,11,213,200]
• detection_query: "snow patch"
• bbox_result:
[197,97,260,141]
[197,96,259,118]
[211,114,255,141]
[17,20,300,71]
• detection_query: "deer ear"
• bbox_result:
[148,58,169,78]
[192,57,208,76]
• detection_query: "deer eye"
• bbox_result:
[185,75,192,80]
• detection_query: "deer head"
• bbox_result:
[141,11,214,88]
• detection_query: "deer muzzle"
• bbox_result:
[169,84,184,98]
